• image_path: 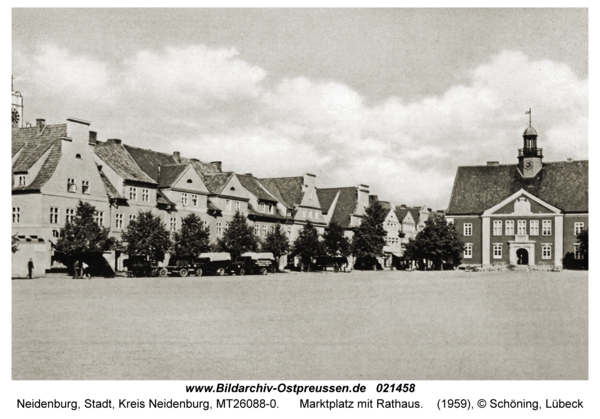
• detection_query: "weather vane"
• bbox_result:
[525,108,532,126]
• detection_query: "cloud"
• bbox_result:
[14,45,588,210]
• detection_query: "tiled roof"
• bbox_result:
[99,170,124,199]
[408,208,422,223]
[316,188,339,213]
[447,161,589,215]
[158,164,187,188]
[258,177,304,208]
[207,198,221,212]
[316,187,359,229]
[12,124,67,173]
[124,144,221,183]
[247,204,290,221]
[157,189,175,206]
[95,141,156,184]
[14,141,62,192]
[203,173,234,195]
[237,174,278,202]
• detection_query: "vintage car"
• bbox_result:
[155,253,232,277]
[232,252,275,275]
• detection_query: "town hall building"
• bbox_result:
[446,119,588,269]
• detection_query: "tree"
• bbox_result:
[54,201,116,273]
[322,220,351,257]
[172,213,210,258]
[403,214,464,270]
[216,211,259,259]
[577,228,588,269]
[291,220,322,272]
[121,210,171,264]
[262,223,290,272]
[12,234,20,253]
[351,200,387,269]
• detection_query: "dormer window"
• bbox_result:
[268,204,273,214]
[259,203,265,213]
[67,178,77,192]
[17,175,26,186]
[82,180,89,194]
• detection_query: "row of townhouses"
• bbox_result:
[12,88,433,277]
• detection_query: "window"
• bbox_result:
[52,230,60,238]
[129,214,137,222]
[50,207,59,224]
[94,211,104,226]
[13,207,20,223]
[493,243,502,259]
[115,214,123,229]
[259,203,265,213]
[18,175,26,186]
[518,220,527,235]
[129,187,137,201]
[302,209,306,218]
[574,222,584,235]
[82,180,89,194]
[142,189,149,202]
[287,226,292,235]
[203,221,209,230]
[493,220,502,236]
[530,220,539,236]
[191,194,198,207]
[226,200,231,211]
[170,218,177,231]
[269,225,274,234]
[67,178,77,192]
[225,222,230,231]
[182,193,188,206]
[574,245,583,260]
[216,222,222,236]
[268,204,273,214]
[65,208,75,224]
[446,218,454,225]
[262,225,268,237]
[542,244,552,260]
[254,224,260,236]
[464,243,472,259]
[542,220,552,236]
[463,223,472,236]
[505,220,514,235]
[235,201,240,212]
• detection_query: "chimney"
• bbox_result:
[244,173,253,177]
[487,161,499,166]
[211,161,222,172]
[36,119,46,135]
[107,139,122,145]
[88,131,97,144]
[173,151,181,163]
[567,158,573,163]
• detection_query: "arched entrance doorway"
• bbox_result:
[516,248,529,265]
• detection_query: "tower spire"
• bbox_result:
[525,108,532,126]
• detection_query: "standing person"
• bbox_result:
[73,260,80,279]
[27,258,34,279]
[82,261,90,279]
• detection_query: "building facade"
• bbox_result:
[446,123,588,268]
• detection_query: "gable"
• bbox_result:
[219,175,250,200]
[402,211,415,224]
[170,165,209,194]
[385,210,399,223]
[483,189,561,216]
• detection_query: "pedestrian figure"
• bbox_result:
[82,261,90,279]
[73,260,80,279]
[27,258,34,279]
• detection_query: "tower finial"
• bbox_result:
[525,108,532,126]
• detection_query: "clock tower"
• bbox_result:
[12,76,23,128]
[518,109,543,178]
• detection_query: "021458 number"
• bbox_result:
[376,383,415,393]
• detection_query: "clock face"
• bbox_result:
[12,108,20,127]
[524,160,533,170]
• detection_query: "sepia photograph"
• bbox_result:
[11,6,588,389]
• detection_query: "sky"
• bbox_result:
[12,8,588,211]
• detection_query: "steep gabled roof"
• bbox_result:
[447,161,589,215]
[237,174,278,202]
[99,170,124,200]
[316,188,339,213]
[13,141,62,192]
[180,157,221,176]
[258,176,304,208]
[158,164,188,188]
[95,141,156,184]
[157,189,175,206]
[408,208,422,223]
[12,124,67,173]
[203,172,234,195]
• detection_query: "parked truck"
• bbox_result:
[232,252,275,275]
[155,253,232,277]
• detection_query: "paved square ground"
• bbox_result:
[12,270,587,380]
